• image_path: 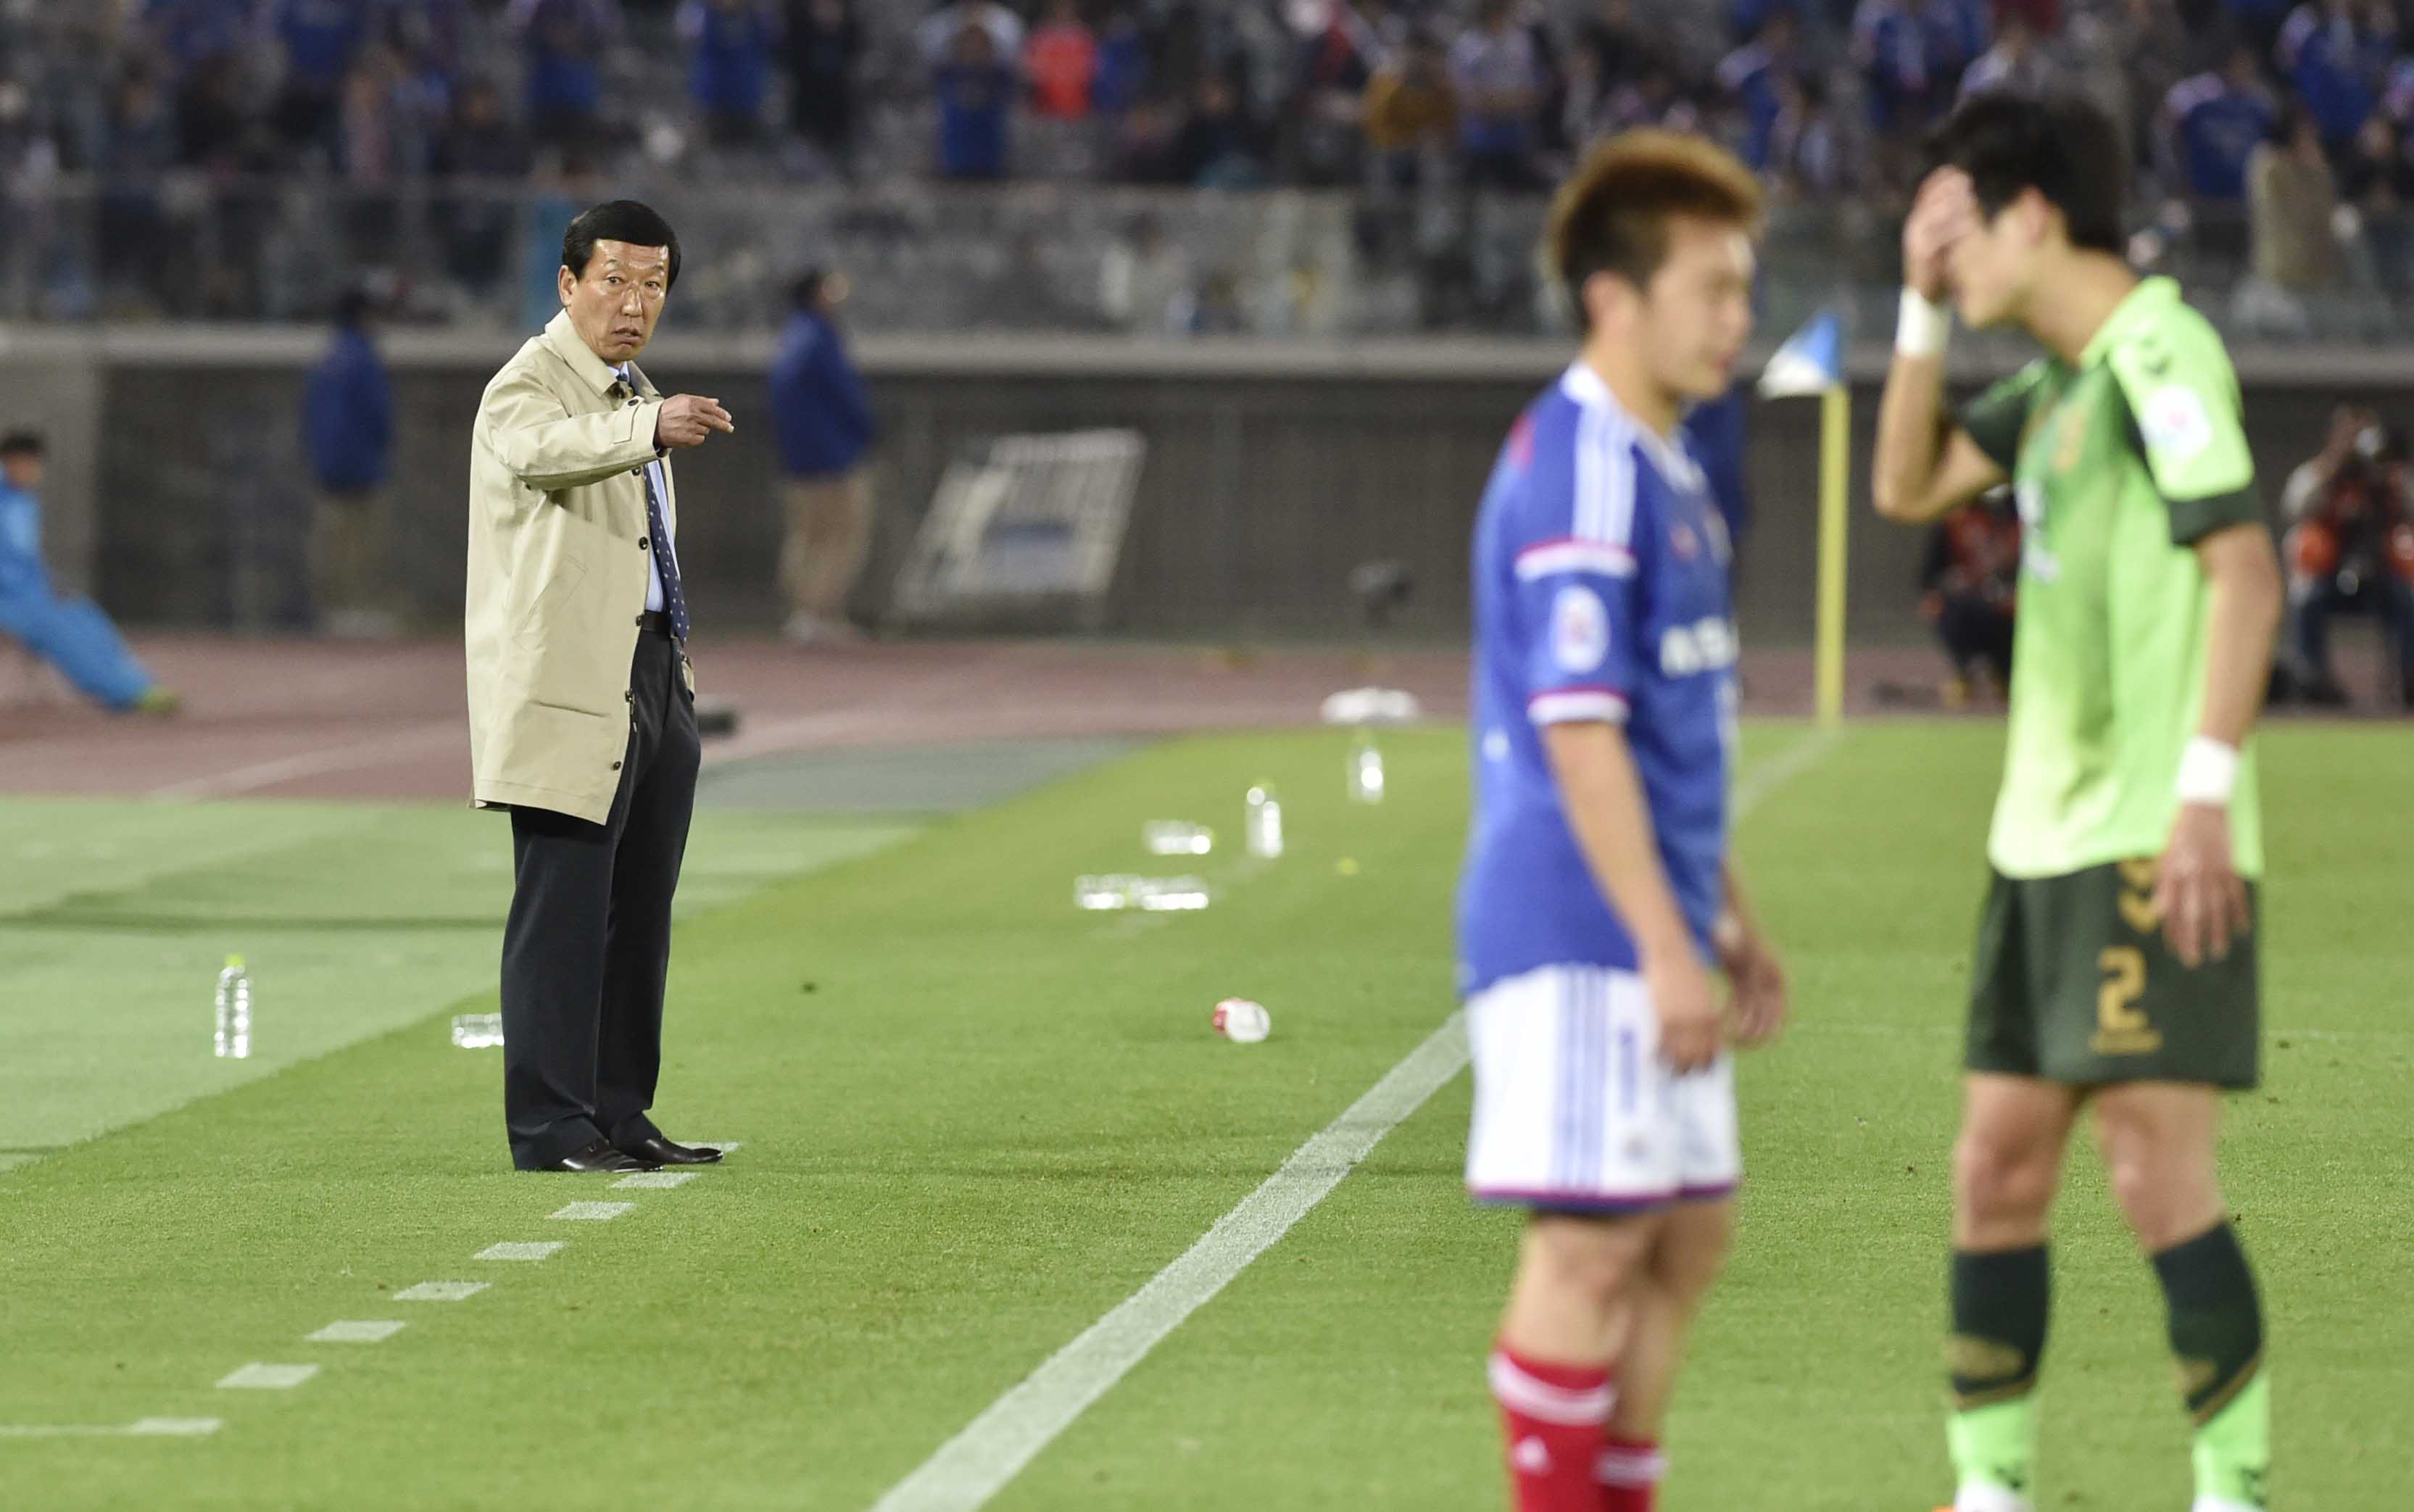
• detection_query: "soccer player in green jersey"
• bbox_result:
[1871,96,2287,1512]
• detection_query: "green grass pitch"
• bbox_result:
[0,720,2403,1509]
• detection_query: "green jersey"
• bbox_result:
[1958,276,2265,881]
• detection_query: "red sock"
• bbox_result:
[1596,1434,1665,1512]
[1490,1345,1614,1512]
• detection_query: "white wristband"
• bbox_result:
[2176,736,2240,808]
[1896,288,1952,358]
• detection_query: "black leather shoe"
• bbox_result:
[539,1138,655,1174]
[619,1136,723,1166]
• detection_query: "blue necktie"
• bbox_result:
[642,465,689,642]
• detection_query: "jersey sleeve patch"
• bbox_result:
[2107,314,2257,515]
[1548,583,1611,675]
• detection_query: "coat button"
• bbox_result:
[610,761,622,770]
[628,399,640,408]
[625,690,636,703]
[639,537,650,550]
[634,615,645,626]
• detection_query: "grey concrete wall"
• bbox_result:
[9,331,2376,642]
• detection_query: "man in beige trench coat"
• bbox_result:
[466,200,736,1173]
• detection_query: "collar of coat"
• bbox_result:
[542,310,660,401]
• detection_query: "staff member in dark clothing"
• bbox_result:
[465,200,735,1172]
[768,267,877,644]
[1920,487,2022,705]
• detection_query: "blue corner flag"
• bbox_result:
[1759,310,1844,398]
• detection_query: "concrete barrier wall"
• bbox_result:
[9,328,2379,643]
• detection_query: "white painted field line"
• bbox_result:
[307,1321,406,1344]
[394,1281,488,1303]
[867,727,1841,1512]
[216,1363,318,1390]
[151,722,460,800]
[613,1170,700,1190]
[475,1241,565,1262]
[0,1418,220,1439]
[549,1201,633,1221]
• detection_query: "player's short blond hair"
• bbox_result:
[1544,130,1764,323]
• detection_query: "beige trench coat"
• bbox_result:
[465,311,693,825]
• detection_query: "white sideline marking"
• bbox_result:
[152,723,460,799]
[395,1281,488,1303]
[216,1363,318,1390]
[0,1418,222,1439]
[867,728,1842,1512]
[474,1242,564,1262]
[549,1201,633,1222]
[613,1171,700,1190]
[307,1321,405,1344]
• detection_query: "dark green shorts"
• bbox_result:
[1967,860,2260,1089]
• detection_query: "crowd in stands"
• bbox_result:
[7,1,2413,202]
[7,1,2414,333]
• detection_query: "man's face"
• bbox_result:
[2,454,46,492]
[557,239,670,365]
[1597,216,1756,403]
[1946,194,2046,331]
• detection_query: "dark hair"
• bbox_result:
[791,268,828,308]
[0,431,43,458]
[1925,94,2125,256]
[560,200,681,291]
[1546,129,1764,320]
[334,286,376,326]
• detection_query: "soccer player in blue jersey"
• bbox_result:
[1459,130,1791,1512]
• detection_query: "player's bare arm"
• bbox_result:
[1539,721,1721,1071]
[2157,521,2284,968]
[1872,168,2004,525]
[1717,862,1788,1048]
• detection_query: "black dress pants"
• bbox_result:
[499,628,700,1169]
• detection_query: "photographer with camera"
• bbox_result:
[2278,404,2414,709]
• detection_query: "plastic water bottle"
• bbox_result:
[1348,735,1386,805]
[1245,784,1285,858]
[214,957,251,1060]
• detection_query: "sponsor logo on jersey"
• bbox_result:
[2140,383,2215,463]
[1658,616,1736,676]
[1550,585,1610,674]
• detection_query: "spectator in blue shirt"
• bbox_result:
[768,270,879,644]
[0,432,173,714]
[1854,0,1938,137]
[1092,7,1149,117]
[513,0,619,149]
[681,0,778,147]
[784,0,861,172]
[933,21,1015,180]
[1714,9,1797,170]
[302,288,398,636]
[2163,45,2278,202]
[274,0,370,151]
[1452,0,1543,188]
[2276,0,2374,151]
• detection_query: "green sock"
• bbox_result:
[2152,1222,2270,1508]
[2193,1371,2272,1508]
[1946,1244,2050,1498]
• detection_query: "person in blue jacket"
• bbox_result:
[768,268,878,643]
[302,287,396,636]
[0,432,175,714]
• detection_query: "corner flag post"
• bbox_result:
[1759,311,1850,730]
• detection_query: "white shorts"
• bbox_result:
[1464,964,1741,1211]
